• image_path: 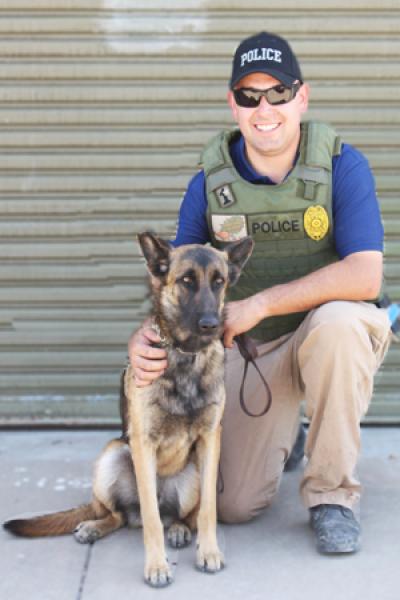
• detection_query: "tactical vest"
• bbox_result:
[202,121,342,342]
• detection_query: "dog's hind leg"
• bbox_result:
[167,520,192,548]
[74,510,125,544]
[163,461,200,549]
[182,502,200,532]
[74,437,138,544]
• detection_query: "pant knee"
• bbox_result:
[308,303,362,336]
[217,450,285,524]
[217,497,266,524]
[303,305,375,366]
[217,483,280,524]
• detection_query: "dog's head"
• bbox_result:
[138,232,254,352]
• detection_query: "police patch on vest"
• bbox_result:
[248,212,305,241]
[303,205,329,241]
[215,185,236,208]
[211,214,247,242]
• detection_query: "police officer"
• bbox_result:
[129,32,391,554]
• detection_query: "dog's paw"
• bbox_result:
[167,522,192,548]
[73,521,100,544]
[196,546,224,574]
[144,560,173,588]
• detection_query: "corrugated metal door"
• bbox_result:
[0,1,399,424]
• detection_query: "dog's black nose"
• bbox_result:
[198,315,219,332]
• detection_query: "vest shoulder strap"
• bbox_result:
[297,121,342,200]
[200,130,238,170]
[301,120,342,171]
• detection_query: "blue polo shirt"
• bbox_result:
[172,133,384,258]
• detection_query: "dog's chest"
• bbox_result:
[155,347,224,417]
[151,353,224,477]
[159,374,208,416]
[151,406,219,477]
[126,344,225,478]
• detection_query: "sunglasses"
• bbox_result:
[233,82,302,108]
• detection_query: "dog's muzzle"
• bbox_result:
[198,315,220,334]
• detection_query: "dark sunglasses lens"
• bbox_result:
[267,85,293,105]
[234,85,296,107]
[233,89,261,107]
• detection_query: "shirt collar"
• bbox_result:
[230,133,298,185]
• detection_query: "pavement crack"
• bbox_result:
[76,544,93,600]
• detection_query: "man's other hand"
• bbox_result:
[128,324,168,387]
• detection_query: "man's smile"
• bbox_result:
[254,123,281,133]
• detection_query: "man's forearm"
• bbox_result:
[252,251,383,321]
[221,251,383,347]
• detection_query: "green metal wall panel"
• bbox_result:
[0,0,399,424]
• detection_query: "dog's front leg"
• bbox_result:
[195,425,224,573]
[130,437,172,587]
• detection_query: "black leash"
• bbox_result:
[234,333,272,418]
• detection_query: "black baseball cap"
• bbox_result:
[230,32,303,89]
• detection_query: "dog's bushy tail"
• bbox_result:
[3,503,97,537]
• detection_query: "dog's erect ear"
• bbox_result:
[138,232,171,279]
[224,237,254,286]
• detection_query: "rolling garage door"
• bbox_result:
[0,0,399,424]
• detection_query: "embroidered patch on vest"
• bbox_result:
[303,205,329,241]
[215,185,236,208]
[211,214,247,241]
[247,212,304,241]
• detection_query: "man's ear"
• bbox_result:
[138,232,171,279]
[227,89,239,123]
[297,82,310,115]
[224,237,254,286]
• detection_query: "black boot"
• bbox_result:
[309,504,361,554]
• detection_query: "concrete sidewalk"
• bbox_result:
[1,428,399,600]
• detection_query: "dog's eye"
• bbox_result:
[181,275,195,286]
[213,276,225,288]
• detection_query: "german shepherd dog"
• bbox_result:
[4,232,254,587]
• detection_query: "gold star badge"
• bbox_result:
[304,205,329,241]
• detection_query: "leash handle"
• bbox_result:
[235,334,272,418]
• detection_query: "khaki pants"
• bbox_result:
[217,301,391,523]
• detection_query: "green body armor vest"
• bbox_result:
[202,121,343,342]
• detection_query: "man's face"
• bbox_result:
[227,72,309,163]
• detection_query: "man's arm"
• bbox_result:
[223,250,383,348]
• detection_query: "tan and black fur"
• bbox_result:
[4,232,253,587]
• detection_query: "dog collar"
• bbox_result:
[151,320,198,356]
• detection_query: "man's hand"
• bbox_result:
[128,322,168,387]
[223,296,265,349]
